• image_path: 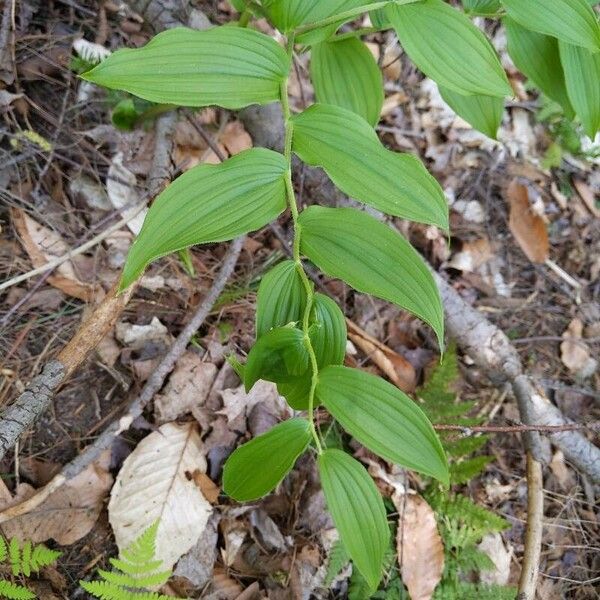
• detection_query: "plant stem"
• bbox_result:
[280,34,322,455]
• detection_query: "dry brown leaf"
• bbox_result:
[220,121,253,156]
[346,319,416,392]
[560,318,598,378]
[108,422,212,571]
[447,238,493,272]
[394,493,444,600]
[190,470,220,505]
[507,179,549,263]
[154,352,217,423]
[573,178,600,218]
[11,208,99,301]
[478,533,511,586]
[0,453,112,545]
[211,567,244,599]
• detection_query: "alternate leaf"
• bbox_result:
[292,104,448,229]
[244,326,309,391]
[298,206,445,348]
[223,418,312,501]
[501,0,600,52]
[504,18,574,117]
[311,38,383,126]
[256,260,307,337]
[386,0,511,97]
[559,41,600,139]
[439,86,504,139]
[310,293,347,368]
[82,27,289,107]
[120,148,287,289]
[277,293,346,410]
[461,0,501,15]
[317,366,449,483]
[318,449,389,591]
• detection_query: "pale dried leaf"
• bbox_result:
[108,422,213,571]
[107,152,146,234]
[218,380,289,424]
[11,208,98,301]
[154,352,217,423]
[447,238,493,272]
[0,453,112,545]
[573,178,600,218]
[221,121,253,156]
[507,179,549,263]
[115,316,171,348]
[346,319,416,392]
[394,493,444,600]
[560,318,597,377]
[478,533,511,586]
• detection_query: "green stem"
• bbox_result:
[294,1,390,34]
[280,34,323,455]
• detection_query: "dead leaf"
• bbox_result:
[478,533,511,586]
[0,453,112,545]
[108,422,213,571]
[560,318,598,378]
[11,208,98,301]
[115,316,171,348]
[107,152,146,234]
[447,238,493,272]
[573,178,600,218]
[154,352,217,423]
[346,319,416,392]
[218,380,289,425]
[549,450,575,490]
[507,179,549,263]
[190,470,220,504]
[394,493,444,600]
[220,121,253,156]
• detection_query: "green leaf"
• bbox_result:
[324,540,350,587]
[369,8,391,29]
[310,38,383,126]
[310,293,347,368]
[317,366,449,483]
[386,0,511,97]
[244,326,309,390]
[461,0,501,15]
[318,449,389,591]
[291,104,448,229]
[438,86,504,139]
[0,581,35,600]
[504,17,574,117]
[256,260,307,337]
[298,206,445,349]
[82,27,289,108]
[120,148,287,289]
[559,41,600,138]
[501,0,600,52]
[223,418,312,501]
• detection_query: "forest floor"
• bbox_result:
[0,1,599,599]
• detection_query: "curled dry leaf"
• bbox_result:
[10,208,99,301]
[394,493,444,600]
[108,422,213,571]
[507,179,549,264]
[477,533,511,586]
[346,318,416,392]
[0,452,112,545]
[560,317,598,378]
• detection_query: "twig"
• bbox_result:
[0,236,244,523]
[433,422,598,434]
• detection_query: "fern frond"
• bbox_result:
[449,456,493,484]
[19,543,31,578]
[108,557,163,576]
[0,537,7,563]
[444,435,488,458]
[80,580,174,600]
[97,568,171,589]
[324,540,350,587]
[29,544,61,573]
[8,539,19,577]
[0,581,35,600]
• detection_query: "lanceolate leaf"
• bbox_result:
[318,449,389,591]
[310,293,347,368]
[311,38,383,126]
[317,366,449,483]
[223,418,312,501]
[82,27,289,108]
[298,206,444,348]
[504,18,574,117]
[244,326,309,391]
[438,86,504,139]
[256,260,307,337]
[292,104,448,229]
[501,0,600,52]
[559,41,600,139]
[120,148,287,289]
[385,0,511,97]
[461,0,501,15]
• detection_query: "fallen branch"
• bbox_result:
[433,422,599,434]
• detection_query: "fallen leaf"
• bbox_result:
[507,179,549,263]
[447,238,493,272]
[108,422,212,571]
[107,152,146,234]
[190,470,220,505]
[560,318,598,378]
[220,121,253,156]
[346,319,416,392]
[549,450,574,490]
[115,316,171,348]
[218,380,289,425]
[11,208,98,301]
[0,453,112,545]
[573,178,600,218]
[394,493,444,600]
[154,352,217,423]
[478,533,511,586]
